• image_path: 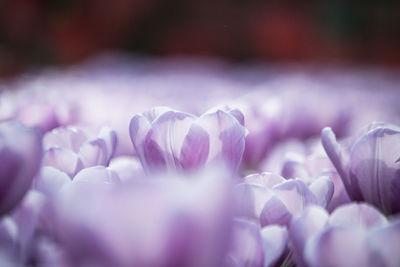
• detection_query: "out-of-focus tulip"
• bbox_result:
[0,121,42,215]
[262,139,350,212]
[235,172,333,227]
[0,89,76,132]
[130,107,247,174]
[50,167,233,266]
[42,126,117,177]
[290,203,400,267]
[322,122,400,214]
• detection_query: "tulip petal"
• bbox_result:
[321,127,359,199]
[244,172,286,188]
[260,195,291,227]
[129,114,152,171]
[79,139,107,167]
[289,206,329,267]
[234,183,274,220]
[97,127,117,164]
[308,175,334,207]
[329,203,387,229]
[43,127,87,153]
[197,110,247,172]
[43,147,82,177]
[145,111,195,171]
[350,127,400,213]
[109,156,144,182]
[180,124,210,170]
[35,166,71,196]
[227,218,264,267]
[73,166,120,185]
[272,179,318,217]
[261,225,288,267]
[305,227,371,267]
[368,218,400,267]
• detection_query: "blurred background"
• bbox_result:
[1,0,400,77]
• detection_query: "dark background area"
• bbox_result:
[1,0,399,77]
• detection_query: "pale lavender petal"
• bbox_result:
[78,139,108,167]
[324,170,351,212]
[260,196,292,227]
[289,206,329,267]
[180,124,210,170]
[43,127,87,153]
[35,167,71,196]
[261,225,288,267]
[42,148,82,177]
[97,126,117,164]
[321,127,358,199]
[350,127,400,214]
[308,175,334,207]
[281,159,308,180]
[109,156,144,182]
[368,218,400,267]
[272,179,318,217]
[129,114,152,171]
[145,110,195,171]
[227,218,264,267]
[234,183,274,220]
[197,110,247,172]
[329,203,388,229]
[305,227,370,267]
[227,108,245,126]
[72,166,120,185]
[244,172,286,188]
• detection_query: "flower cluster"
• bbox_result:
[0,60,400,267]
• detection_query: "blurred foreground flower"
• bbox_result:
[322,122,400,214]
[0,121,42,215]
[130,107,247,174]
[50,167,233,267]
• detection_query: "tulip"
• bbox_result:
[0,121,42,215]
[235,172,333,227]
[42,126,117,177]
[289,203,400,267]
[322,123,400,214]
[262,139,351,212]
[129,107,247,174]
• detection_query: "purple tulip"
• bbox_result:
[42,126,117,177]
[0,121,42,215]
[235,172,333,227]
[262,140,350,212]
[289,203,400,267]
[130,107,247,174]
[322,123,400,214]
